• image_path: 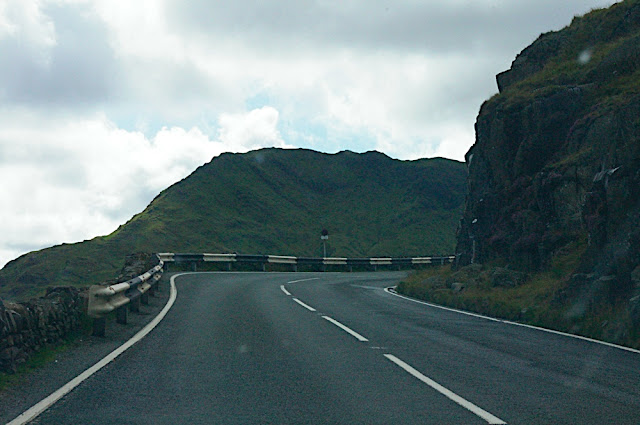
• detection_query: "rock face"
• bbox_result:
[456,1,640,309]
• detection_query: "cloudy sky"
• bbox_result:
[0,0,619,267]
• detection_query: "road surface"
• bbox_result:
[24,272,640,424]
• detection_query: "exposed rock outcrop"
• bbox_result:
[456,1,640,321]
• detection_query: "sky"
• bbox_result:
[0,0,620,268]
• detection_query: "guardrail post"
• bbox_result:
[191,262,197,272]
[130,297,140,313]
[92,318,106,337]
[228,262,232,271]
[148,284,155,297]
[116,306,128,324]
[141,292,149,305]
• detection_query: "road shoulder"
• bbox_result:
[0,275,172,424]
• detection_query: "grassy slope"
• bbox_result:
[501,0,640,108]
[0,148,466,301]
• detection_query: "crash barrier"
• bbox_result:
[87,256,164,336]
[157,253,455,272]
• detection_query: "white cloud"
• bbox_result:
[218,106,290,150]
[0,0,622,267]
[0,107,287,267]
[0,0,56,65]
[0,0,56,44]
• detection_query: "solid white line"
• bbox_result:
[384,354,506,425]
[287,277,320,284]
[384,287,503,323]
[280,285,291,296]
[7,274,182,425]
[293,298,316,312]
[384,287,640,355]
[322,316,369,342]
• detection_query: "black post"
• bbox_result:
[116,306,128,324]
[130,297,140,313]
[92,318,106,337]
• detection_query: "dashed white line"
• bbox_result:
[293,298,317,312]
[287,277,320,284]
[280,285,291,296]
[384,354,506,425]
[322,316,369,342]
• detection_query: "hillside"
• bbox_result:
[401,0,640,347]
[0,148,466,301]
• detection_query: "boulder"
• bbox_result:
[451,282,465,293]
[491,268,527,288]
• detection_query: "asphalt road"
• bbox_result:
[22,272,640,424]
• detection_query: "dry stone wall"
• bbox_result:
[0,287,84,374]
[0,252,156,374]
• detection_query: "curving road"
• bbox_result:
[26,272,640,424]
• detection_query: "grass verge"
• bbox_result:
[396,242,639,350]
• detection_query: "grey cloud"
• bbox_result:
[0,3,120,106]
[167,0,617,55]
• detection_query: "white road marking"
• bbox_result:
[280,285,291,296]
[384,354,506,425]
[7,273,182,425]
[350,284,383,290]
[287,277,320,284]
[385,287,640,355]
[384,287,502,323]
[322,316,369,342]
[293,298,317,312]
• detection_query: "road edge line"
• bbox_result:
[385,287,640,355]
[7,273,182,425]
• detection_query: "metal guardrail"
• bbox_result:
[158,253,455,271]
[87,252,453,336]
[87,257,164,336]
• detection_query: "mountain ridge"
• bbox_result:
[0,148,466,300]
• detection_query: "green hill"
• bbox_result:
[0,148,466,301]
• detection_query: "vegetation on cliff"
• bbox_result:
[0,148,466,301]
[400,0,640,348]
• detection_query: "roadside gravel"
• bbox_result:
[0,274,172,424]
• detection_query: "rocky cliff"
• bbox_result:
[456,1,640,325]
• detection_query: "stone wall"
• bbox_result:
[0,252,157,374]
[0,287,84,374]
